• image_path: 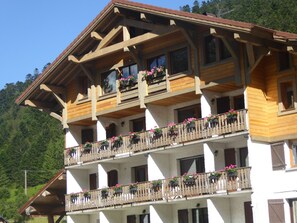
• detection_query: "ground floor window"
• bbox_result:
[192,208,208,223]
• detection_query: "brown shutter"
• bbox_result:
[268,199,285,223]
[224,148,236,166]
[81,129,94,144]
[244,201,254,223]
[89,173,97,190]
[271,143,286,170]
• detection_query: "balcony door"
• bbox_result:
[81,129,94,144]
[108,170,118,187]
[106,123,116,139]
[180,156,205,175]
[224,148,236,167]
[216,97,230,114]
[177,104,201,123]
[89,173,97,190]
[132,165,148,182]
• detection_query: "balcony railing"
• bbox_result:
[64,109,247,166]
[65,167,251,212]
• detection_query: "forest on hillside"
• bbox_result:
[1,0,297,221]
[0,69,64,221]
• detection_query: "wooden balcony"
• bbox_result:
[64,109,247,166]
[65,167,251,212]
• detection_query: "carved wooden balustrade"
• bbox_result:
[64,109,247,166]
[65,167,251,212]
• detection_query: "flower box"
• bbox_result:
[151,180,162,192]
[183,175,196,187]
[101,189,108,199]
[129,184,138,194]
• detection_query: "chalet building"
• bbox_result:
[16,0,297,222]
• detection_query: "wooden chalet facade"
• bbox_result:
[17,1,297,222]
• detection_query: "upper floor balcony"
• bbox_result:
[64,109,248,166]
[65,167,251,212]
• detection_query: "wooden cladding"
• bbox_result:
[65,167,251,212]
[200,60,235,83]
[248,53,297,142]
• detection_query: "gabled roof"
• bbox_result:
[18,170,66,216]
[16,0,297,105]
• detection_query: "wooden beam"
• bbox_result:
[78,27,177,63]
[123,26,130,52]
[114,7,120,14]
[287,46,297,55]
[96,25,123,50]
[120,18,170,33]
[248,45,269,74]
[39,84,65,95]
[91,31,105,40]
[246,43,255,67]
[25,100,63,122]
[79,64,95,83]
[234,32,285,51]
[68,55,79,63]
[40,84,65,108]
[140,13,147,21]
[170,19,176,26]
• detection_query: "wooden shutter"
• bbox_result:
[178,209,188,223]
[127,215,136,223]
[268,199,285,223]
[271,143,286,170]
[244,201,254,223]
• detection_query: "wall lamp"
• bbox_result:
[214,150,219,157]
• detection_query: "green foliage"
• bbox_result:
[182,0,297,33]
[0,68,64,220]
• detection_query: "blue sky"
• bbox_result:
[0,0,194,90]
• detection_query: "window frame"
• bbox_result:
[169,47,190,75]
[277,75,297,115]
[290,141,297,168]
[119,63,138,79]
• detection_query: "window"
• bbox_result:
[177,104,201,123]
[147,54,166,70]
[205,35,216,64]
[233,94,245,110]
[170,47,189,74]
[106,123,116,139]
[140,214,150,223]
[289,199,297,223]
[132,165,148,183]
[216,97,230,114]
[278,51,291,71]
[78,76,91,100]
[101,70,117,95]
[131,117,146,132]
[204,35,231,64]
[127,215,136,223]
[180,156,205,175]
[192,208,209,223]
[89,173,97,190]
[239,147,248,167]
[271,143,286,170]
[290,142,297,167]
[278,77,297,113]
[121,64,138,79]
[81,129,94,144]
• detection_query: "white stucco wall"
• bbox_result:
[148,153,170,180]
[150,204,173,223]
